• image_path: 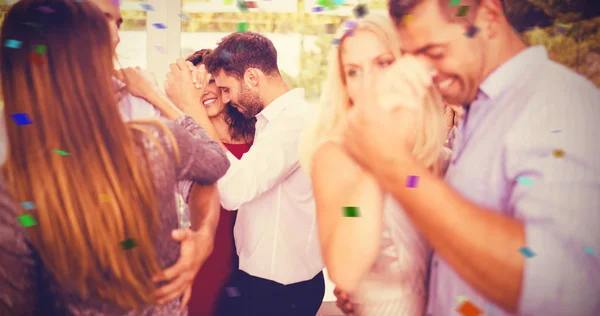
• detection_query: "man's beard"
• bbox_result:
[238,84,263,118]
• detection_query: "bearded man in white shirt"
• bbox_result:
[164,32,326,316]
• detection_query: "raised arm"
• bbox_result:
[155,117,230,185]
[311,142,384,293]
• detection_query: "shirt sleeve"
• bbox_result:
[129,95,162,120]
[0,179,40,315]
[216,113,307,211]
[505,78,600,315]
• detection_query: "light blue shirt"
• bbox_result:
[428,46,600,315]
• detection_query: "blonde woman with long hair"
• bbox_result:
[300,13,451,315]
[0,0,229,315]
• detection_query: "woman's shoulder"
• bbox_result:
[312,141,362,183]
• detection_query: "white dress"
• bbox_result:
[349,194,433,316]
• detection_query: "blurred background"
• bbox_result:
[1,0,599,312]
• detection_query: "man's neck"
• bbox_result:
[481,28,527,83]
[260,79,291,110]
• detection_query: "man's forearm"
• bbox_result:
[188,183,221,235]
[372,156,525,312]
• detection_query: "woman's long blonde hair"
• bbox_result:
[1,0,174,309]
[300,12,446,175]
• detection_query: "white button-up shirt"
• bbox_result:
[217,88,324,285]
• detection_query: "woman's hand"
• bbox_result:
[334,287,357,315]
[164,59,211,112]
[116,67,160,101]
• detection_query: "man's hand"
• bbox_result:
[334,287,356,315]
[164,58,207,111]
[116,67,160,101]
[153,228,214,310]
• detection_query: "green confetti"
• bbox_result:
[342,206,360,217]
[449,0,460,6]
[120,238,138,250]
[17,214,38,227]
[35,44,46,54]
[53,149,70,156]
[237,22,248,32]
[456,5,469,17]
[224,0,234,4]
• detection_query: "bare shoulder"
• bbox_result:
[312,142,362,189]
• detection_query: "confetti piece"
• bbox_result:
[312,6,325,12]
[402,14,414,24]
[35,44,47,54]
[11,113,33,126]
[100,194,110,202]
[140,3,154,11]
[325,23,336,34]
[28,53,45,65]
[406,175,419,188]
[152,23,167,29]
[449,0,461,6]
[120,238,138,250]
[53,150,70,156]
[344,20,357,29]
[4,39,22,49]
[353,4,368,18]
[456,5,470,17]
[518,246,536,258]
[553,149,565,158]
[111,0,120,5]
[21,201,36,210]
[550,129,562,133]
[225,287,240,297]
[17,214,38,227]
[456,295,468,303]
[245,1,258,9]
[465,26,479,38]
[154,45,166,54]
[456,300,483,316]
[236,0,249,12]
[584,246,594,255]
[335,0,344,4]
[219,49,233,62]
[178,13,191,21]
[331,38,341,45]
[342,206,360,217]
[224,0,234,4]
[237,22,248,32]
[516,176,534,187]
[37,6,55,14]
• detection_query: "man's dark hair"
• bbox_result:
[186,48,256,144]
[389,0,483,26]
[203,32,280,80]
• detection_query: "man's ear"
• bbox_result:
[243,68,260,88]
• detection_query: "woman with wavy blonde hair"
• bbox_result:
[0,0,229,314]
[299,12,450,315]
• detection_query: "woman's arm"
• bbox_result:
[311,142,384,293]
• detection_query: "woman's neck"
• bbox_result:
[210,114,245,145]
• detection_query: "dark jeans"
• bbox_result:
[218,269,325,316]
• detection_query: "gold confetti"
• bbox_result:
[402,14,414,24]
[553,149,565,158]
[100,194,110,202]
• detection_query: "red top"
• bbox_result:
[188,142,252,316]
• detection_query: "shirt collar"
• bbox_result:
[479,45,548,100]
[256,88,305,122]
